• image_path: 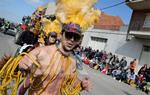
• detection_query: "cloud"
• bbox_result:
[24,0,43,6]
[29,0,41,3]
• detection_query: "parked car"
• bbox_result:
[4,27,17,36]
[0,26,5,32]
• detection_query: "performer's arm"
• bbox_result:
[18,47,41,95]
[71,61,92,92]
[19,47,41,70]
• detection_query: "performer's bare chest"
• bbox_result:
[34,52,66,77]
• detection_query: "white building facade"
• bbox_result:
[81,29,150,71]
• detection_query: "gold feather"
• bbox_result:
[56,0,101,31]
[41,17,62,35]
[37,6,45,11]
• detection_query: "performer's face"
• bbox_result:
[61,31,81,51]
[48,35,57,44]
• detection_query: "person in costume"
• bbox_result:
[45,32,57,45]
[18,23,92,95]
[40,15,62,46]
[30,6,47,46]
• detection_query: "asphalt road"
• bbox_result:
[0,32,146,95]
[79,65,146,95]
[0,32,19,58]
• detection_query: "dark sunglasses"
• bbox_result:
[64,32,81,42]
[50,35,57,38]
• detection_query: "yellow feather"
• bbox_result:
[56,0,101,31]
[41,18,62,35]
[37,6,45,11]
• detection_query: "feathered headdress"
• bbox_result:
[56,0,101,32]
[41,15,62,36]
[37,6,45,11]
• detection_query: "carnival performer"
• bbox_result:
[0,0,100,95]
[45,32,57,46]
[40,15,61,46]
[18,23,92,95]
[30,6,46,46]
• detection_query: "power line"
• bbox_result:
[100,1,127,11]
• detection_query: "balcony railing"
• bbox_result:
[129,30,150,39]
[126,0,150,10]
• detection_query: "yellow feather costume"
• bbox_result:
[41,17,62,36]
[56,0,101,31]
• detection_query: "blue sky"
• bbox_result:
[0,0,132,24]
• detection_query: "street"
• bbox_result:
[80,65,146,95]
[0,33,146,95]
[0,32,19,58]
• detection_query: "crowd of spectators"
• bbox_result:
[75,46,150,94]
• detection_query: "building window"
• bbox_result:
[91,36,107,42]
[143,13,150,28]
[88,36,107,51]
[143,46,150,52]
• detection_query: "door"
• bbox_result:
[139,46,150,68]
[87,36,107,51]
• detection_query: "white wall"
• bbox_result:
[81,29,150,71]
[82,29,149,59]
[82,29,128,54]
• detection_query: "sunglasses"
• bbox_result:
[50,35,57,38]
[64,32,81,42]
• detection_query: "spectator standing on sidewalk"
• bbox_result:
[119,57,127,69]
[129,59,138,73]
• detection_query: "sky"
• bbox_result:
[0,0,132,24]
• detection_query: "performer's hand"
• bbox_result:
[81,77,92,92]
